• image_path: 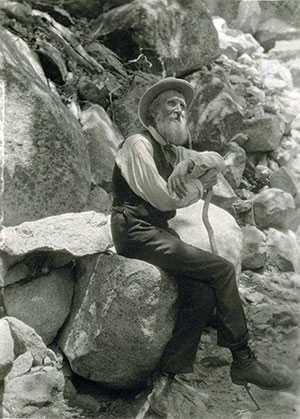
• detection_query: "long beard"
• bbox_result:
[155,114,189,145]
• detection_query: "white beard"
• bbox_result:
[155,113,189,146]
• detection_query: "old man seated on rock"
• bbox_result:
[110,77,292,417]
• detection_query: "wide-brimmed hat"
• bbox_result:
[138,77,194,128]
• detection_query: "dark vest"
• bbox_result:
[112,131,176,225]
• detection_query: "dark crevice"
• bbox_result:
[37,52,65,85]
[100,29,140,63]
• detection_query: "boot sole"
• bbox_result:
[231,377,293,391]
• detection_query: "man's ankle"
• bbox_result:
[231,345,253,364]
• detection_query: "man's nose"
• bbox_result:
[173,104,183,114]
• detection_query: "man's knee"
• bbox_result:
[178,279,216,310]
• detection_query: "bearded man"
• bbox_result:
[110,78,292,417]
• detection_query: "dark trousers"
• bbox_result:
[111,207,249,374]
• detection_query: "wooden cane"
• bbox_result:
[202,188,218,255]
[202,189,260,410]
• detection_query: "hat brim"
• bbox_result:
[138,77,194,128]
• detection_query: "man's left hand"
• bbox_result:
[167,159,194,198]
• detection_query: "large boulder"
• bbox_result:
[253,188,297,230]
[59,253,178,389]
[31,0,102,18]
[188,86,244,152]
[266,228,300,273]
[91,0,219,77]
[112,73,158,138]
[213,17,263,57]
[2,367,65,419]
[269,167,298,197]
[255,18,300,52]
[100,0,134,13]
[3,268,74,345]
[242,115,285,153]
[0,318,64,419]
[0,212,112,260]
[80,105,123,192]
[234,0,261,35]
[241,225,266,270]
[84,186,113,215]
[59,200,242,389]
[269,39,300,64]
[0,27,91,226]
[169,200,243,274]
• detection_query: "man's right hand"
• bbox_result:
[199,168,218,191]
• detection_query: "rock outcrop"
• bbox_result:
[266,228,300,273]
[59,253,178,389]
[81,105,123,192]
[241,225,266,270]
[169,200,243,274]
[0,27,91,227]
[3,268,74,345]
[253,188,297,230]
[0,317,65,419]
[0,212,112,260]
[91,0,219,77]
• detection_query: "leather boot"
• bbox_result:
[230,347,293,390]
[149,372,174,417]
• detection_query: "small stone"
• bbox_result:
[253,188,296,230]
[5,317,47,365]
[3,367,65,418]
[241,225,266,270]
[211,174,238,215]
[0,318,15,380]
[242,115,285,152]
[6,351,33,381]
[75,394,101,413]
[266,228,300,272]
[223,142,246,189]
[269,167,298,196]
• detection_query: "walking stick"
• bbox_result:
[202,188,218,255]
[202,188,260,411]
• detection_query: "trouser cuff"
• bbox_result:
[217,331,249,351]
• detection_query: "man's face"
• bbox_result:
[152,90,189,146]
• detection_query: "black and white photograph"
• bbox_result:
[0,0,299,418]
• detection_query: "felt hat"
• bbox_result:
[138,77,194,128]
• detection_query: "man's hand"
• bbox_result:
[167,159,194,198]
[199,168,218,191]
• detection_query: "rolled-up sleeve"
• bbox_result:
[176,147,225,178]
[116,135,203,212]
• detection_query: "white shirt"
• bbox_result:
[115,128,225,212]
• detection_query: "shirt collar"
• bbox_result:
[147,126,168,146]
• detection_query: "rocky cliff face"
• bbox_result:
[0,1,300,418]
